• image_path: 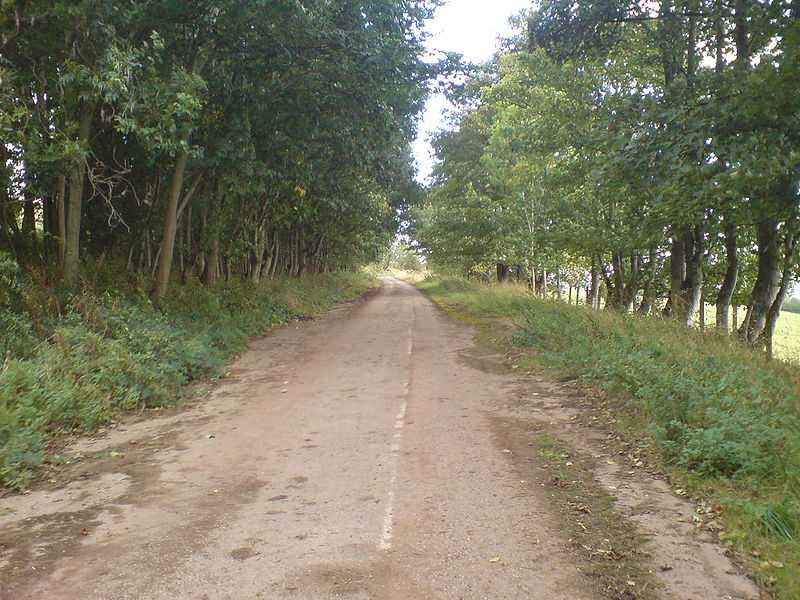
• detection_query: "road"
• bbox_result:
[0,277,759,600]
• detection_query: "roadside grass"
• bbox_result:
[0,265,375,490]
[417,275,800,600]
[502,282,799,364]
[530,432,660,599]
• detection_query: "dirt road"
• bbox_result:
[0,277,759,599]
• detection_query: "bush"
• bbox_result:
[504,300,799,481]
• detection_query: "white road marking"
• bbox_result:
[378,319,414,550]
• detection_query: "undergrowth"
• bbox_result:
[0,256,374,489]
[418,275,800,599]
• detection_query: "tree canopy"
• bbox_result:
[0,0,437,299]
[418,0,800,355]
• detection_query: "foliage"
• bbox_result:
[386,241,424,271]
[418,0,800,349]
[1,0,436,291]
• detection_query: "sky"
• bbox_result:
[412,0,533,183]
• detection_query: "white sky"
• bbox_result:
[412,0,532,183]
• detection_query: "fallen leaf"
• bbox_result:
[489,557,501,563]
[567,501,592,514]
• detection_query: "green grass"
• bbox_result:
[0,265,375,489]
[417,275,800,600]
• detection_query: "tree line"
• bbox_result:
[1,0,435,300]
[418,0,800,356]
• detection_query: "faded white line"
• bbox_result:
[378,320,414,551]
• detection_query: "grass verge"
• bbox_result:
[0,261,375,490]
[492,412,660,599]
[417,275,800,600]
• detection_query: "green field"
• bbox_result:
[772,310,800,364]
[707,305,800,364]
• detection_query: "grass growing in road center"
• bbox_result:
[417,275,800,600]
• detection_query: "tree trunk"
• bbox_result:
[537,268,547,296]
[636,248,657,315]
[677,227,704,326]
[62,103,94,282]
[588,257,600,308]
[496,262,509,283]
[733,0,751,73]
[665,231,686,318]
[151,135,190,302]
[715,220,738,331]
[555,266,562,299]
[699,296,706,330]
[21,194,35,234]
[202,235,219,285]
[759,225,799,357]
[741,217,782,345]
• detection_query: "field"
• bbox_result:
[707,305,799,364]
[771,310,800,364]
